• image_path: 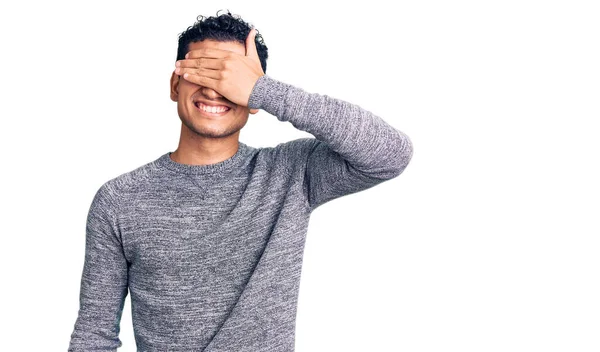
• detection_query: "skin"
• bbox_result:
[169,28,264,166]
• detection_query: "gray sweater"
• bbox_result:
[68,74,413,351]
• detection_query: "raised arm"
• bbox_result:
[248,74,413,211]
[68,183,129,351]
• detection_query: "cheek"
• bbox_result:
[176,98,192,115]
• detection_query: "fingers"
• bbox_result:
[185,47,230,59]
[176,57,221,70]
[179,71,220,90]
[245,28,259,59]
[174,54,221,90]
[175,67,221,80]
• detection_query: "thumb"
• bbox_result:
[245,28,260,64]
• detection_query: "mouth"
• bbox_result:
[193,101,232,118]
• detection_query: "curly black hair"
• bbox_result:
[176,9,269,74]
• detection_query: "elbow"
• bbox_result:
[356,130,413,180]
[387,130,414,177]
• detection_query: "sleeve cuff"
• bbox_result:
[247,74,291,118]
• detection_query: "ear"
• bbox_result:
[249,108,259,114]
[170,70,179,102]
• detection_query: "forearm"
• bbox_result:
[248,74,413,176]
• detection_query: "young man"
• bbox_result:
[68,10,413,352]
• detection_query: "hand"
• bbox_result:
[174,28,265,108]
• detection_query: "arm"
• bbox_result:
[248,74,414,212]
[68,183,129,351]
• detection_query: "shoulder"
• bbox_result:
[246,138,319,178]
[93,157,159,209]
[272,137,319,161]
[249,137,318,165]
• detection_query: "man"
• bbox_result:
[68,10,413,352]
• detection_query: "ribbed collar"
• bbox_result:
[155,142,250,176]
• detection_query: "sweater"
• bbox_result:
[68,74,413,351]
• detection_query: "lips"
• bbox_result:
[193,101,231,117]
[195,101,230,110]
[194,98,231,107]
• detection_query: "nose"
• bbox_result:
[200,86,223,100]
[199,86,234,106]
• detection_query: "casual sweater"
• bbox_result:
[68,74,413,352]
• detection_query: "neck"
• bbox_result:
[171,128,241,166]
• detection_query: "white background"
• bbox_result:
[1,1,598,351]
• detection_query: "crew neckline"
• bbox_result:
[155,142,250,176]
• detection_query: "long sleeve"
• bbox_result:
[68,183,129,351]
[248,74,414,211]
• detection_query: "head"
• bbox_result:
[169,9,269,140]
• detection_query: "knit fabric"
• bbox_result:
[68,74,413,351]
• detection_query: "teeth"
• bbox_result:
[197,102,229,113]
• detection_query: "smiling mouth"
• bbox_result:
[194,102,231,117]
